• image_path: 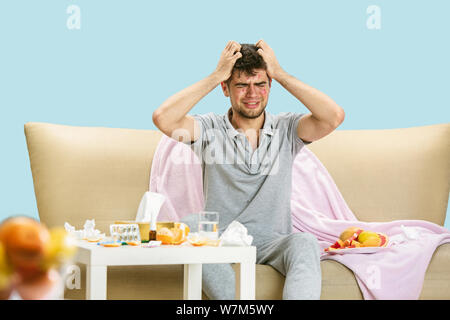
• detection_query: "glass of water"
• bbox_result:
[198,211,219,240]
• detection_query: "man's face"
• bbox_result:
[221,69,271,119]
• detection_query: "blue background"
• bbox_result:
[1,0,449,229]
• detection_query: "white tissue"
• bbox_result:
[219,221,253,247]
[401,225,420,240]
[388,233,406,246]
[388,225,421,246]
[64,219,104,240]
[135,192,165,229]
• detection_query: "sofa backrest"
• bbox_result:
[24,122,449,232]
[24,122,162,232]
[306,123,449,225]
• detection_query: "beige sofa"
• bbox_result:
[24,122,450,299]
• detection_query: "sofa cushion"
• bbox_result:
[420,243,450,299]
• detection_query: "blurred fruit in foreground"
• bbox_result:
[43,227,77,270]
[0,217,50,280]
[0,216,78,300]
[15,269,60,300]
[0,243,14,298]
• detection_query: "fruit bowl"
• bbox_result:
[325,227,389,252]
[325,246,389,255]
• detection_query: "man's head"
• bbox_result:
[221,43,272,120]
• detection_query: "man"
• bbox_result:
[153,40,344,299]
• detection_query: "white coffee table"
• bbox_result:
[75,241,256,300]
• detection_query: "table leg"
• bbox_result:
[183,264,202,300]
[86,265,107,300]
[235,262,255,300]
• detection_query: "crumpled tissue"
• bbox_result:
[389,224,421,246]
[135,191,166,224]
[64,219,104,240]
[219,221,253,247]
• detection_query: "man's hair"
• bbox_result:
[226,43,267,85]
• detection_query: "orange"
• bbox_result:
[174,222,190,237]
[188,236,207,247]
[171,228,185,245]
[126,241,141,246]
[156,227,174,245]
[352,240,362,247]
[0,217,50,280]
[101,242,121,247]
[157,226,187,245]
[156,234,174,245]
[0,217,50,252]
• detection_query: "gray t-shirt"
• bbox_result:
[186,109,310,247]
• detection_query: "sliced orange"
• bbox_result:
[87,237,102,242]
[156,227,174,245]
[157,234,173,245]
[171,228,185,245]
[188,236,207,247]
[126,241,141,246]
[174,222,190,237]
[157,226,187,245]
[101,242,121,247]
[205,239,221,247]
[378,233,389,247]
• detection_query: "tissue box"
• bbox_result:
[114,221,177,241]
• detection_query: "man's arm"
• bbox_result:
[256,40,345,143]
[152,41,242,143]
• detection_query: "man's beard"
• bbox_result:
[234,103,266,119]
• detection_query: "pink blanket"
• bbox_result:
[150,134,450,299]
[150,134,204,222]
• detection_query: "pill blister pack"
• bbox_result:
[110,224,141,242]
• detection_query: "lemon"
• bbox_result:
[357,231,379,244]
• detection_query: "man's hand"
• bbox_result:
[153,41,243,142]
[255,39,285,81]
[213,41,242,83]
